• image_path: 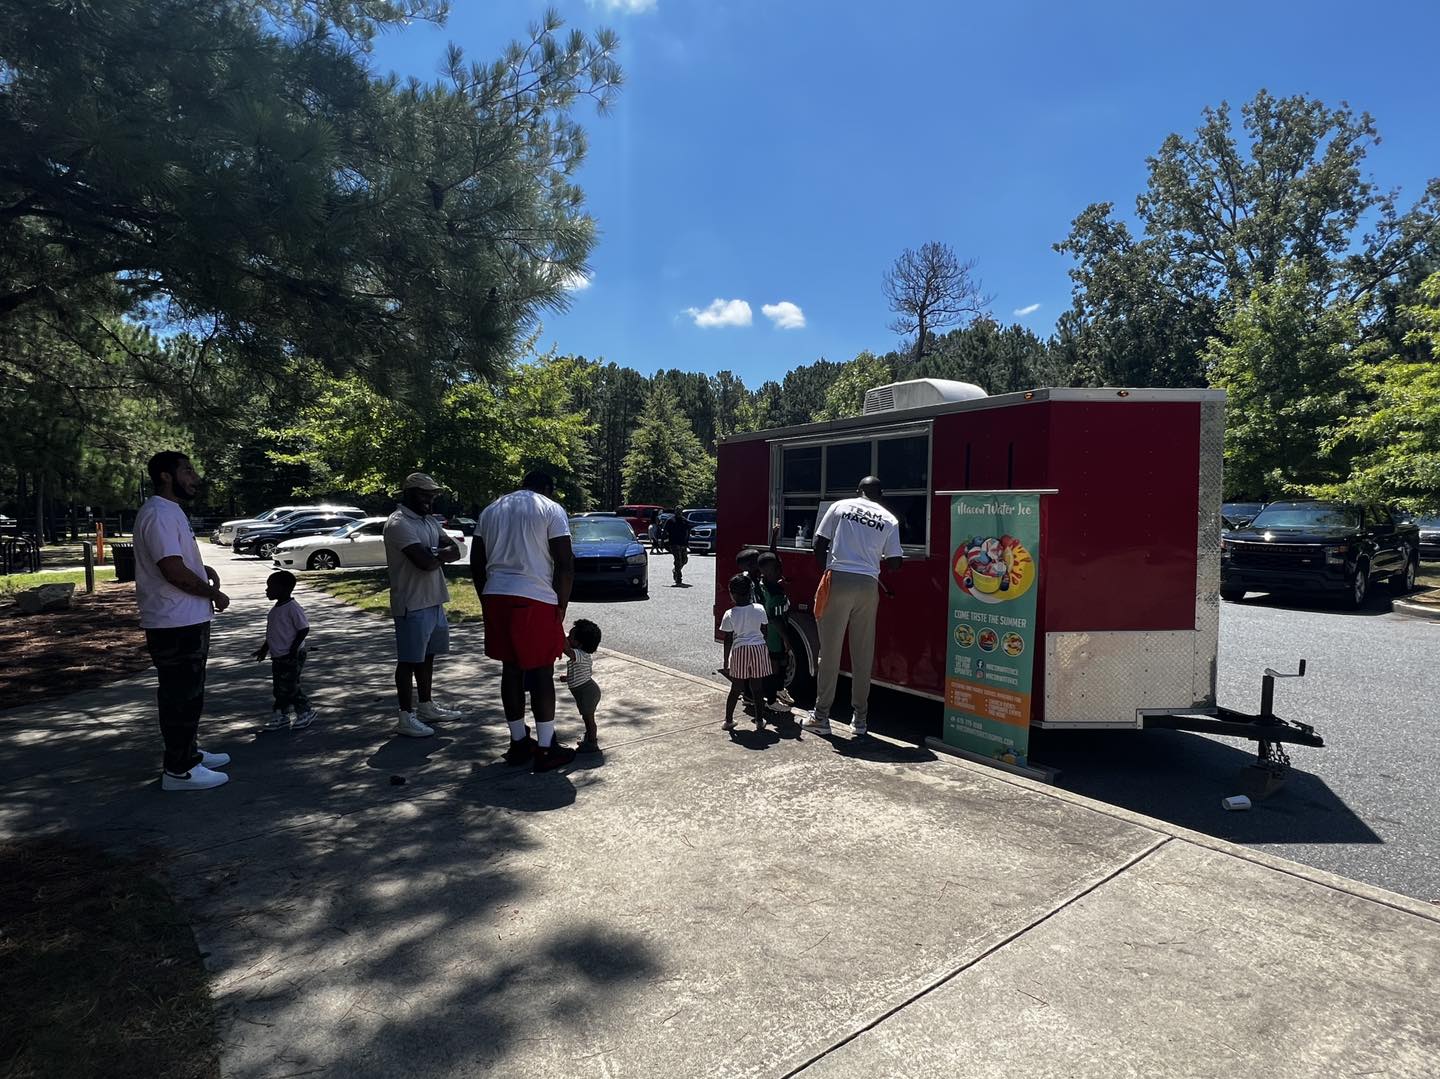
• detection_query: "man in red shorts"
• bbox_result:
[471,470,576,771]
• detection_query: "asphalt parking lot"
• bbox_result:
[586,553,1440,903]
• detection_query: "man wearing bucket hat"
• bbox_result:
[383,472,466,737]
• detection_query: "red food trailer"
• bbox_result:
[714,380,1322,761]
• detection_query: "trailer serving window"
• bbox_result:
[774,426,931,551]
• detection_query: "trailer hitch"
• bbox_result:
[1143,659,1323,798]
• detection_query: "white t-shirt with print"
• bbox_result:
[133,495,213,630]
[478,489,572,604]
[815,496,903,579]
[266,598,310,656]
[720,602,768,649]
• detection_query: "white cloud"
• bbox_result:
[560,270,592,292]
[761,301,807,330]
[590,0,658,12]
[1013,303,1041,317]
[685,298,752,329]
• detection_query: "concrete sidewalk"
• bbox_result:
[2,554,1438,1078]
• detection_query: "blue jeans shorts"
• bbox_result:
[394,605,450,664]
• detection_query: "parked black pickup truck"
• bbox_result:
[1221,500,1419,608]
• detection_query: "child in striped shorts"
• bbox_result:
[720,573,772,731]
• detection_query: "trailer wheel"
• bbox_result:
[784,625,816,709]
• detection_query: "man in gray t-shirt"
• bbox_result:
[383,472,465,738]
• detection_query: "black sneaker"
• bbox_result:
[503,734,537,765]
[576,737,601,754]
[533,743,577,773]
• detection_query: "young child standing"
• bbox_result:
[756,551,792,707]
[720,573,771,731]
[254,570,315,731]
[564,618,603,754]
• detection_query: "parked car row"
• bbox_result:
[268,517,469,571]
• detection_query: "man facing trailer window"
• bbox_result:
[801,475,903,737]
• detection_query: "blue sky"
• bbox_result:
[371,1,1439,386]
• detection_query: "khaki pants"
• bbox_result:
[814,570,878,723]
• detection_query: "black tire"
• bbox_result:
[1220,587,1245,602]
[1391,555,1418,595]
[1344,561,1369,610]
[308,550,339,571]
[257,540,276,560]
[784,625,817,708]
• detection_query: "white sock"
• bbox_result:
[537,721,556,748]
[508,720,527,740]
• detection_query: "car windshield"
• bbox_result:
[1223,503,1262,516]
[570,518,636,543]
[686,510,716,523]
[1249,503,1359,529]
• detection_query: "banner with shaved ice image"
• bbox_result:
[944,493,1042,764]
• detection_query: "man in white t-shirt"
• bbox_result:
[471,470,576,772]
[133,451,233,791]
[803,475,903,736]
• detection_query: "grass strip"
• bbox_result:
[0,568,117,595]
[0,838,219,1079]
[302,565,483,622]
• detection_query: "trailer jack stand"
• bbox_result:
[1143,660,1322,799]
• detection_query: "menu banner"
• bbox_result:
[943,493,1042,766]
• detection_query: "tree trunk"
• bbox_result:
[34,470,44,547]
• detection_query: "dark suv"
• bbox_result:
[1221,500,1419,609]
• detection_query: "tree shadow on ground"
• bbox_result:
[0,559,676,1078]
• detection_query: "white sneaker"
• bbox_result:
[416,700,466,720]
[394,711,435,738]
[262,712,289,731]
[800,711,831,732]
[198,748,231,768]
[292,709,317,730]
[162,764,230,791]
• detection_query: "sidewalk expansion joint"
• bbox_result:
[780,836,1174,1078]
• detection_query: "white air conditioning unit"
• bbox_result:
[862,378,987,415]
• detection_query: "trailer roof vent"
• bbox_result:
[862,378,986,415]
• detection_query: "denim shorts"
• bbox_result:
[393,605,450,664]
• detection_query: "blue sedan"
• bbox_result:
[569,516,649,597]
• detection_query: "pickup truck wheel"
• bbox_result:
[1345,561,1369,609]
[1392,555,1417,595]
[1220,587,1245,602]
[783,625,817,709]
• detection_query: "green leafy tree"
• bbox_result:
[776,359,842,426]
[271,351,594,507]
[1203,263,1362,499]
[815,352,894,420]
[1057,91,1440,388]
[0,0,620,391]
[907,320,1064,393]
[621,381,710,508]
[580,361,649,510]
[1313,272,1440,513]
